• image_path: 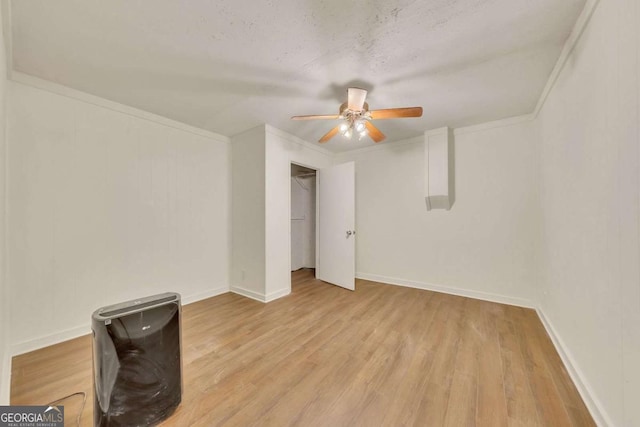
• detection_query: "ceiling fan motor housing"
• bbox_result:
[291,87,422,143]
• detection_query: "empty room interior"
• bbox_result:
[0,0,639,426]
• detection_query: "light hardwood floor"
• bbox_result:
[11,269,594,426]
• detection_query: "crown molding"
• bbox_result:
[264,124,333,157]
[334,135,425,158]
[533,0,601,118]
[336,112,537,158]
[10,71,230,143]
[452,113,535,136]
[424,126,449,137]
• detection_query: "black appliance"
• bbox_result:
[92,292,182,426]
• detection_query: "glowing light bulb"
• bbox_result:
[344,129,352,139]
[355,121,366,132]
[359,130,367,139]
[340,123,349,133]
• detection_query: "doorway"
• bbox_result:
[290,164,317,277]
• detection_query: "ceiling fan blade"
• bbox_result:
[347,87,368,111]
[369,107,423,120]
[291,114,340,120]
[365,121,386,143]
[318,125,341,143]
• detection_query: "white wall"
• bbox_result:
[291,176,315,271]
[265,126,332,299]
[536,0,640,425]
[231,126,266,298]
[0,3,9,405]
[7,80,231,355]
[230,125,330,301]
[336,119,539,307]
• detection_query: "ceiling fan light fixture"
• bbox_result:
[292,87,421,144]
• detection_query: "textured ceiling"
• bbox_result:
[10,0,585,152]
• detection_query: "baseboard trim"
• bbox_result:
[230,286,267,303]
[11,324,90,357]
[265,288,290,302]
[536,308,612,427]
[230,285,291,303]
[0,349,11,405]
[181,285,229,305]
[10,285,231,357]
[356,272,535,308]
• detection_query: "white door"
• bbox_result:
[317,161,355,290]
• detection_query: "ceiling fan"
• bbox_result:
[291,87,423,144]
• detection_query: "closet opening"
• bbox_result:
[290,163,317,280]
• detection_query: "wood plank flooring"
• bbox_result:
[11,269,594,426]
